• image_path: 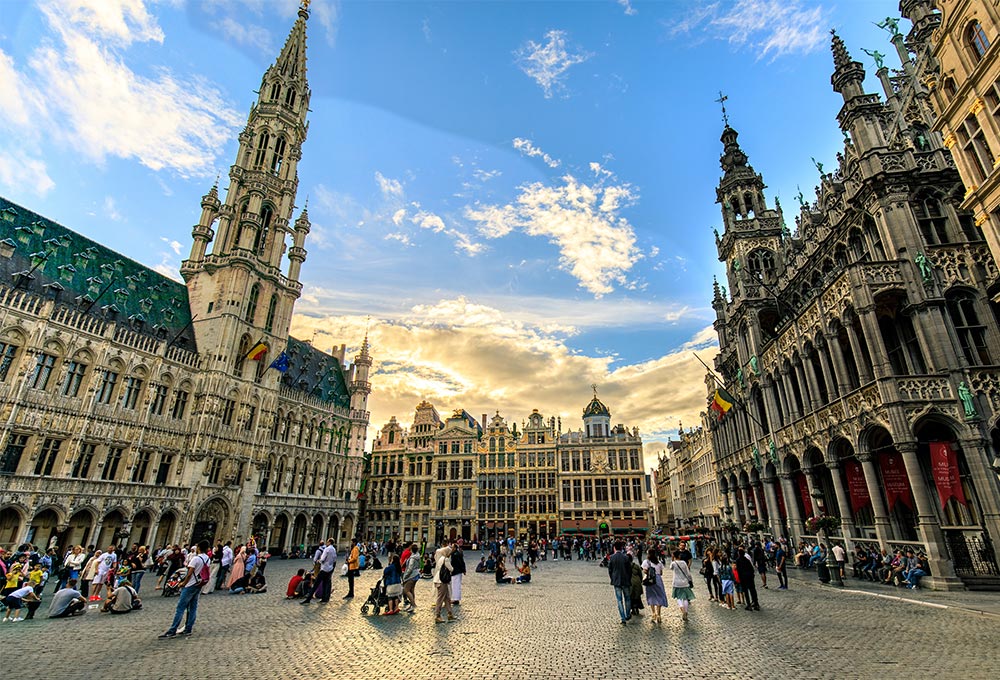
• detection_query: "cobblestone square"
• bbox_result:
[5,557,999,679]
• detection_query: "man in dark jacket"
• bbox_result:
[735,545,760,611]
[607,541,632,625]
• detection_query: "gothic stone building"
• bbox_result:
[709,24,1000,589]
[366,393,646,544]
[0,7,371,554]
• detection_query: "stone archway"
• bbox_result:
[131,510,153,547]
[192,497,230,546]
[97,509,127,549]
[341,515,355,543]
[155,511,178,548]
[62,509,95,549]
[252,513,270,549]
[270,514,290,554]
[29,508,64,549]
[291,513,308,550]
[310,513,324,546]
[0,506,23,547]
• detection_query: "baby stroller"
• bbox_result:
[360,578,388,616]
[161,567,189,597]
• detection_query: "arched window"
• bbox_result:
[271,411,282,440]
[877,293,926,375]
[268,82,281,102]
[746,248,776,284]
[234,202,249,249]
[255,351,267,383]
[913,193,950,244]
[948,290,991,364]
[863,214,885,259]
[283,413,292,442]
[263,295,278,333]
[274,457,286,493]
[270,136,287,174]
[968,21,991,61]
[234,334,251,375]
[252,132,270,169]
[255,206,273,255]
[245,284,260,323]
[284,87,297,108]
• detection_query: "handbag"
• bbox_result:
[642,569,655,586]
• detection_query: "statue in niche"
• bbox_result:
[958,382,978,420]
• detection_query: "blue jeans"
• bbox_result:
[906,569,926,588]
[167,586,201,634]
[613,586,629,622]
[131,571,145,592]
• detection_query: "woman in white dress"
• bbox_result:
[669,550,697,621]
[641,549,668,623]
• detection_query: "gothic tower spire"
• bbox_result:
[181,7,312,379]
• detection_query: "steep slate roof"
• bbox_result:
[0,196,197,350]
[281,336,352,409]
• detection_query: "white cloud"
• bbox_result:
[375,171,404,198]
[392,208,407,226]
[422,17,432,43]
[0,149,55,197]
[617,0,637,16]
[472,168,502,182]
[212,15,274,53]
[513,137,560,168]
[384,232,413,246]
[465,169,642,296]
[161,236,182,255]
[411,210,484,256]
[0,1,241,180]
[289,304,719,452]
[104,196,123,221]
[668,0,827,60]
[514,29,592,98]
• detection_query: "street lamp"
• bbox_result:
[811,488,843,588]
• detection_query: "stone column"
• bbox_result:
[793,361,813,413]
[857,308,892,379]
[801,355,824,408]
[817,342,840,400]
[763,381,782,430]
[857,451,894,544]
[780,472,804,545]
[957,436,1000,548]
[826,331,854,394]
[844,321,874,383]
[762,474,783,539]
[896,442,962,589]
[803,468,822,516]
[774,372,792,424]
[826,460,856,551]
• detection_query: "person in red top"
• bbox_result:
[286,569,306,599]
[400,544,412,570]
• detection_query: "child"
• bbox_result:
[2,584,40,622]
[718,556,736,610]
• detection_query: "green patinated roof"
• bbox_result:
[281,336,351,409]
[583,396,610,418]
[0,196,196,350]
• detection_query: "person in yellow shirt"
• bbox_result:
[28,565,44,588]
[4,563,23,593]
[345,539,360,599]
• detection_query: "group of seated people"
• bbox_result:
[494,560,531,584]
[851,545,930,589]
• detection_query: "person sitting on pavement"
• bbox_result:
[245,571,267,594]
[48,579,86,618]
[286,569,306,599]
[495,560,513,585]
[103,579,141,614]
[475,556,488,573]
[515,561,531,584]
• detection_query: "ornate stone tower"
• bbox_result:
[180,4,312,377]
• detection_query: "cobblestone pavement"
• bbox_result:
[5,557,999,679]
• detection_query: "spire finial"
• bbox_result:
[715,90,730,127]
[830,29,853,70]
[298,0,310,20]
[591,383,598,397]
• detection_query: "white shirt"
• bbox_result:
[319,545,338,572]
[184,553,209,590]
[832,545,846,561]
[221,545,234,567]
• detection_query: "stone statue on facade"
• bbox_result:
[876,17,901,38]
[958,381,978,420]
[749,355,759,375]
[768,439,778,465]
[914,251,933,286]
[811,157,824,175]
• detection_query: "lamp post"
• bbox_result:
[811,488,843,587]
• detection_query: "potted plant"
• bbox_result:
[803,515,840,534]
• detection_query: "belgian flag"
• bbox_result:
[709,388,734,421]
[247,340,268,361]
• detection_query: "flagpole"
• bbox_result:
[692,352,770,434]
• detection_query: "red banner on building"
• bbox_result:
[878,451,912,511]
[795,473,813,516]
[844,459,871,513]
[775,481,787,519]
[929,442,967,508]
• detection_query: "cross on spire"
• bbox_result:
[715,90,729,126]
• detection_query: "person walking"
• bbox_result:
[158,540,210,639]
[215,541,233,592]
[382,553,403,615]
[432,544,455,623]
[450,540,466,605]
[302,538,337,604]
[669,549,696,621]
[701,548,717,601]
[607,541,631,626]
[752,542,769,589]
[344,539,360,599]
[735,545,760,611]
[774,541,788,590]
[401,543,421,613]
[641,548,668,623]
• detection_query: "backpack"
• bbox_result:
[438,561,452,584]
[193,555,211,587]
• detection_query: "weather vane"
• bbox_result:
[715,91,729,126]
[591,383,598,397]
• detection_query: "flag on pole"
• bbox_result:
[248,341,268,361]
[709,388,734,420]
[268,351,290,373]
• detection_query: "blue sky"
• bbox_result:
[0,0,903,460]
